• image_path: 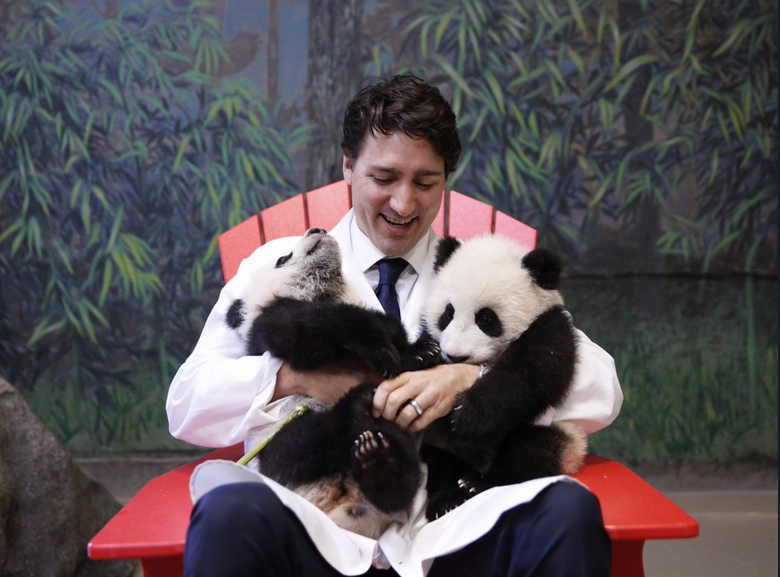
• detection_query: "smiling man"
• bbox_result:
[169,74,622,577]
[344,131,445,257]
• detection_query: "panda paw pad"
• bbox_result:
[353,430,391,466]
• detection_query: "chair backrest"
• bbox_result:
[218,180,537,282]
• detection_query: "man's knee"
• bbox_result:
[534,481,604,530]
[191,482,283,535]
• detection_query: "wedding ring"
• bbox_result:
[405,399,424,418]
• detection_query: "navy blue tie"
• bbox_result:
[375,258,407,319]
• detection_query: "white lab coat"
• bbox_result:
[168,209,623,576]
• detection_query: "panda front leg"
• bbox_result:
[251,298,407,378]
[401,329,442,372]
[451,309,578,472]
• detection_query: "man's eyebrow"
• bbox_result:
[368,165,444,178]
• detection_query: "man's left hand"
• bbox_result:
[372,364,480,432]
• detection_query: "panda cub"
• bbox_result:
[420,235,587,520]
[226,227,420,378]
[225,228,437,538]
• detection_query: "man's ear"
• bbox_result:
[342,155,353,184]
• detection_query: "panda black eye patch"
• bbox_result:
[438,303,455,331]
[275,252,293,268]
[475,308,502,337]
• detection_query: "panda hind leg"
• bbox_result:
[483,422,588,486]
[352,426,421,513]
[421,445,484,520]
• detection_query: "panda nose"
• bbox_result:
[306,227,327,236]
[447,355,469,364]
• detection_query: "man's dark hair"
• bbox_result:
[341,75,462,177]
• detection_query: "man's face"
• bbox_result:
[343,131,446,257]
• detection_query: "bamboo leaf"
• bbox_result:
[712,19,751,58]
[99,259,113,305]
[604,54,658,93]
[173,134,191,171]
[567,0,589,40]
[27,318,67,346]
[588,174,614,209]
[429,54,474,98]
[703,231,742,271]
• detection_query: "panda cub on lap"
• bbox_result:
[225,228,438,538]
[419,235,587,519]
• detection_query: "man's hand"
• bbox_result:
[372,364,480,432]
[273,362,374,405]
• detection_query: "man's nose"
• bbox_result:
[389,184,415,216]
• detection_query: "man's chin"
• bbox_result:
[376,236,417,258]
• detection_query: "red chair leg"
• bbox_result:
[140,555,183,577]
[611,540,645,577]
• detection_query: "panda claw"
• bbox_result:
[353,430,392,465]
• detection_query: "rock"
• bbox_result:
[0,376,135,577]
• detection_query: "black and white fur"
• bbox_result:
[257,382,422,539]
[226,227,438,378]
[420,235,587,519]
[225,228,438,537]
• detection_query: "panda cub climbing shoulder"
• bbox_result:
[420,234,587,519]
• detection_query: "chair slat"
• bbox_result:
[431,192,446,237]
[260,194,308,242]
[494,210,537,251]
[447,190,494,241]
[306,181,351,233]
[217,215,262,282]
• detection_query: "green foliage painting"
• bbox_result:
[0,0,307,449]
[372,0,777,273]
[367,0,777,463]
[0,0,776,463]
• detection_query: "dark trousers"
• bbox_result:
[183,481,611,577]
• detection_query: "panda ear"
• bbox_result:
[521,248,563,290]
[434,237,461,272]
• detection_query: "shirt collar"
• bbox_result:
[349,214,433,275]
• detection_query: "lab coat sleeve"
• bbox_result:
[166,237,299,447]
[550,328,623,434]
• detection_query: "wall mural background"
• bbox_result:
[0,0,776,466]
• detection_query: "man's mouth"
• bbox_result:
[381,214,414,228]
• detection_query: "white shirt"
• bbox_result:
[169,209,623,575]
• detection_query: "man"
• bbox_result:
[167,74,622,576]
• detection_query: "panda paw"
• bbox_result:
[343,344,403,379]
[425,476,486,520]
[353,430,392,469]
[402,336,442,372]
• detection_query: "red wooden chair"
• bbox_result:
[88,181,699,576]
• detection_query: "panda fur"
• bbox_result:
[257,382,422,539]
[226,227,437,378]
[419,234,587,520]
[225,228,438,537]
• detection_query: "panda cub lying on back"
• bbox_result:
[419,235,587,519]
[225,228,439,538]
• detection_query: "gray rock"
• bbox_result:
[0,376,135,577]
